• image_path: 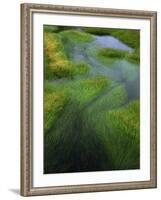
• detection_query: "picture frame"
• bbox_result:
[21,3,157,196]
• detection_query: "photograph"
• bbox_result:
[44,25,140,174]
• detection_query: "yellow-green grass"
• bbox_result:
[44,31,90,79]
[44,90,69,133]
[59,30,94,43]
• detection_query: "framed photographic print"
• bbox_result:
[20,3,157,196]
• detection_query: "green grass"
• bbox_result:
[44,30,90,79]
[90,47,140,64]
[44,75,109,132]
[126,48,140,64]
[51,76,110,106]
[92,100,140,169]
[59,30,94,43]
[44,91,69,133]
[98,48,128,58]
[68,76,109,105]
[44,84,140,173]
[44,25,60,33]
[72,61,90,75]
[44,76,112,173]
[94,85,128,109]
[44,25,78,33]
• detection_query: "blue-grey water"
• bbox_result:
[93,35,133,52]
[60,34,139,101]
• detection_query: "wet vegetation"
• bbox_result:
[84,27,140,64]
[44,25,140,173]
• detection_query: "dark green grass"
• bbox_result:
[44,25,60,33]
[44,25,78,33]
[44,81,140,173]
[44,102,112,173]
[98,48,128,59]
[90,47,139,64]
[85,100,140,170]
[44,76,112,173]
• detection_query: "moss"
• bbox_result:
[60,30,94,43]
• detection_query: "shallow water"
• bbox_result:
[92,35,133,52]
[61,34,139,102]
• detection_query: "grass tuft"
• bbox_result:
[44,31,90,79]
[44,91,69,133]
[60,30,94,43]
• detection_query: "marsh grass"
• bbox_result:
[86,100,140,170]
[43,25,140,173]
[126,48,140,64]
[84,27,140,64]
[44,76,112,173]
[44,91,69,133]
[59,29,94,43]
[44,31,90,79]
[44,102,111,173]
[93,47,140,64]
[104,100,140,169]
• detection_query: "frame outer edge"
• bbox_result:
[20,3,32,196]
[150,12,157,188]
[20,3,25,196]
